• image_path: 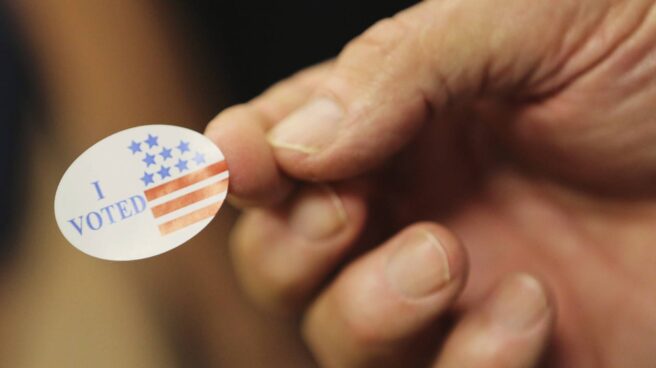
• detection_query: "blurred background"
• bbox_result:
[0,1,415,366]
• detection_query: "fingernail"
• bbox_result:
[267,97,343,154]
[490,274,549,331]
[386,230,451,298]
[288,185,347,240]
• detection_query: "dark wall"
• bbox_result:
[178,0,417,103]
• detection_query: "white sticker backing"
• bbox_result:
[54,124,229,261]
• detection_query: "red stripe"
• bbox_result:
[158,201,222,235]
[150,179,228,218]
[144,161,227,201]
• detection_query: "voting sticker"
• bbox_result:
[54,124,229,261]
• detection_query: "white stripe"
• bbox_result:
[147,170,229,206]
[153,191,226,225]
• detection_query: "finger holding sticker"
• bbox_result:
[54,125,229,261]
[204,61,333,207]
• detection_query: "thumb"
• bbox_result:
[266,0,586,181]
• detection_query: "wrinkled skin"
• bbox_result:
[207,0,656,366]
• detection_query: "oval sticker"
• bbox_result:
[54,124,229,261]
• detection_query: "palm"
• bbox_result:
[369,76,656,366]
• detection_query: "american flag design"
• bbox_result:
[130,133,229,235]
[54,125,229,261]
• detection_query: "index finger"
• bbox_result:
[205,61,333,207]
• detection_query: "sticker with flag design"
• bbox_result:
[54,124,229,261]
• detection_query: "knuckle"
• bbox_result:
[288,61,333,90]
[341,16,411,64]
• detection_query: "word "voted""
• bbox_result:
[67,181,147,235]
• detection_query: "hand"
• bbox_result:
[206,0,656,366]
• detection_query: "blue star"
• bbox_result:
[175,159,189,172]
[140,172,154,186]
[192,152,206,165]
[157,165,171,179]
[128,140,142,154]
[177,140,190,154]
[159,146,173,160]
[142,153,156,167]
[145,134,159,148]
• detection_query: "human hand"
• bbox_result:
[206,0,656,366]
